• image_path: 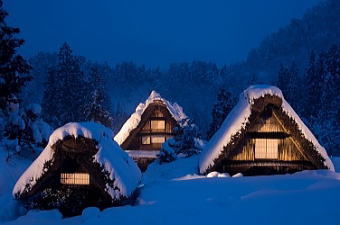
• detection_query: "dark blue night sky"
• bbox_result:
[7,0,320,67]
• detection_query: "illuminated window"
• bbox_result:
[142,136,151,145]
[151,135,166,144]
[255,139,278,159]
[60,173,90,185]
[151,120,165,130]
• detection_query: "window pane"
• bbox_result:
[255,139,267,159]
[151,135,166,144]
[142,136,151,144]
[60,173,90,185]
[255,138,278,159]
[266,139,279,159]
[151,120,165,130]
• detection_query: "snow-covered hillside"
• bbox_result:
[1,155,340,225]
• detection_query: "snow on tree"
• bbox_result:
[308,44,340,156]
[21,103,52,148]
[159,118,202,163]
[84,66,113,128]
[206,88,235,139]
[304,51,325,118]
[276,62,301,113]
[0,0,31,110]
[0,1,32,158]
[42,43,87,127]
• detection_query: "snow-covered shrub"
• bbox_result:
[2,102,52,159]
[159,139,177,163]
[159,118,202,163]
[4,100,25,140]
[22,103,52,148]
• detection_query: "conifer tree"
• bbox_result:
[276,62,301,112]
[206,88,234,139]
[304,51,325,118]
[0,0,31,110]
[42,43,87,127]
[159,118,201,163]
[84,66,113,128]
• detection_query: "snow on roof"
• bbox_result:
[114,91,187,145]
[13,122,142,200]
[199,85,334,173]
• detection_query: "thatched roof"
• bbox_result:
[13,122,142,201]
[199,85,334,174]
[114,91,187,146]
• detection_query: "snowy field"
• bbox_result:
[1,154,340,225]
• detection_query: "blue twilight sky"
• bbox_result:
[6,0,320,67]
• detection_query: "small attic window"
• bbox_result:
[60,173,90,185]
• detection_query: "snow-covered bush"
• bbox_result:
[159,118,203,163]
[2,102,51,159]
[22,103,52,148]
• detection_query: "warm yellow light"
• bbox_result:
[255,138,279,159]
[60,173,90,185]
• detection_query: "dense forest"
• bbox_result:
[1,0,339,156]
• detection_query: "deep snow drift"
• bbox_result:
[1,155,340,225]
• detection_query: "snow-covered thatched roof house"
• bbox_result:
[13,122,141,216]
[114,91,187,170]
[199,85,334,176]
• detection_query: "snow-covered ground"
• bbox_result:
[1,153,340,225]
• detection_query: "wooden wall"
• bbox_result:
[229,114,306,161]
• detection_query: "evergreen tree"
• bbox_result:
[84,66,113,128]
[304,45,340,156]
[316,45,340,155]
[159,119,201,163]
[276,64,290,95]
[276,62,301,112]
[0,0,31,110]
[304,51,325,118]
[42,43,87,127]
[206,88,234,139]
[0,0,31,155]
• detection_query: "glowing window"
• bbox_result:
[60,173,90,185]
[151,120,165,130]
[255,139,278,159]
[142,136,151,145]
[151,135,166,144]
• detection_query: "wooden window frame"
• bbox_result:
[254,138,279,160]
[60,173,90,185]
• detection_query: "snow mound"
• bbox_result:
[114,91,187,145]
[199,85,334,173]
[13,122,142,200]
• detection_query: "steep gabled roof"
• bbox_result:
[114,91,187,146]
[199,85,334,174]
[13,122,142,201]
